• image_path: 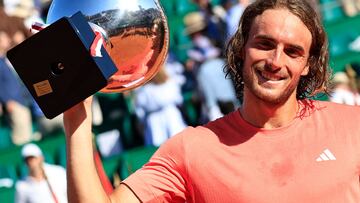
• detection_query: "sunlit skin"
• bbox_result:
[240,8,312,129]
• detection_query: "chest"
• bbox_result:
[23,181,56,203]
[186,132,360,203]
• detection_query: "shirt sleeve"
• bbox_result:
[122,130,190,203]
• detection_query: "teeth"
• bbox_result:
[260,71,283,81]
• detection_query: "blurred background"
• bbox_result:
[1,0,360,202]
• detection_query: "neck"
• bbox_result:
[240,91,299,129]
[29,166,46,181]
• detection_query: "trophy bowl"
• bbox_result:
[47,0,169,93]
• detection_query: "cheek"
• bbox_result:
[246,47,265,60]
[286,58,309,76]
[243,48,259,70]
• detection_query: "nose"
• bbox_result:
[266,46,285,70]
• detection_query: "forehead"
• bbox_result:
[249,8,312,50]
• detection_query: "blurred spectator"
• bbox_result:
[329,71,360,105]
[183,12,217,122]
[15,143,67,203]
[192,0,228,49]
[0,47,33,145]
[221,0,249,40]
[1,0,68,141]
[197,57,238,120]
[184,12,221,65]
[341,0,360,17]
[0,0,31,47]
[134,68,187,146]
[0,28,32,146]
[164,52,186,87]
[4,0,44,29]
[0,0,36,145]
[184,11,238,121]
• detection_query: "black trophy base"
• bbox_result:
[7,12,117,119]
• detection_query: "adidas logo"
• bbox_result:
[316,149,336,162]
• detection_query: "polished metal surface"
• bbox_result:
[47,0,169,92]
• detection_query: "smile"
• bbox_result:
[257,70,286,81]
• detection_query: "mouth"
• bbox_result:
[256,70,286,82]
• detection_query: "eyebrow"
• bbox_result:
[254,34,306,54]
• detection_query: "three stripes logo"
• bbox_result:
[316,149,336,162]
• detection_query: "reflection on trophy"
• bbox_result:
[6,0,169,118]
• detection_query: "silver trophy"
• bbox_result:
[47,0,169,93]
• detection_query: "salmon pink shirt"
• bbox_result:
[123,100,360,202]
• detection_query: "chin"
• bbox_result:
[243,71,300,105]
[258,94,289,105]
[249,85,297,105]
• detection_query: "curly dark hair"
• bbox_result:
[224,0,331,102]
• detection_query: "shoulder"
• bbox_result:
[152,125,217,160]
[15,178,31,191]
[154,110,241,155]
[204,110,242,135]
[178,118,231,143]
[303,100,360,126]
[44,164,66,175]
[312,100,360,115]
[158,126,214,149]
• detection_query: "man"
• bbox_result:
[183,11,237,121]
[0,31,33,145]
[329,72,360,105]
[0,0,33,145]
[63,0,360,202]
[15,143,68,203]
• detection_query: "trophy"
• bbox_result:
[7,0,169,119]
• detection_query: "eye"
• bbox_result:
[284,47,302,58]
[255,40,275,50]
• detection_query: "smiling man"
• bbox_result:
[231,6,315,129]
[63,0,360,203]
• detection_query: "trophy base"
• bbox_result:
[7,12,117,119]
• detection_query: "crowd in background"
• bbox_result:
[0,0,247,149]
[1,0,360,200]
[0,0,59,147]
[329,63,360,105]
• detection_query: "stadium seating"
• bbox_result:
[118,146,158,180]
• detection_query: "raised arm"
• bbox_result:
[63,96,139,203]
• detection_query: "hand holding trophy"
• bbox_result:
[7,0,169,119]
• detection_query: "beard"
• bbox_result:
[242,63,301,105]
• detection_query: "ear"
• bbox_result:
[301,64,310,76]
